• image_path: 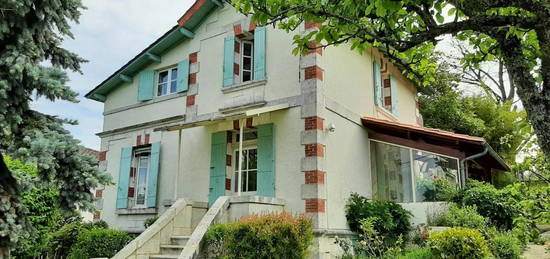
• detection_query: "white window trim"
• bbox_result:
[240,40,254,83]
[156,67,178,97]
[369,139,461,203]
[133,151,150,208]
[233,145,258,195]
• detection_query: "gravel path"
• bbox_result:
[523,245,549,259]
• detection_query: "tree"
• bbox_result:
[230,0,550,159]
[449,41,517,104]
[418,59,532,163]
[0,0,111,249]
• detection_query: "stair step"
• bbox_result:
[160,244,185,255]
[149,255,179,259]
[170,235,191,246]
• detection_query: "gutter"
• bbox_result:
[459,142,494,188]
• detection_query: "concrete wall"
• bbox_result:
[322,45,419,125]
[323,110,372,230]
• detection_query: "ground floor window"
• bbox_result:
[234,148,258,193]
[370,140,460,203]
[129,147,150,208]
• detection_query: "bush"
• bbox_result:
[144,216,159,228]
[429,204,487,229]
[422,178,459,202]
[68,228,132,259]
[487,231,522,259]
[428,227,492,259]
[205,212,313,259]
[46,220,109,258]
[454,181,519,230]
[345,193,412,245]
[397,248,432,259]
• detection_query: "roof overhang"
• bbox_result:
[155,103,290,132]
[361,116,510,172]
[85,0,222,102]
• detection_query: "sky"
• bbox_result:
[31,0,195,150]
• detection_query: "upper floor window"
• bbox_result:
[239,39,254,83]
[157,67,178,96]
[373,60,398,116]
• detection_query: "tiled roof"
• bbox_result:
[80,147,99,159]
[361,116,485,143]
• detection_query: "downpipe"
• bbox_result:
[459,143,489,188]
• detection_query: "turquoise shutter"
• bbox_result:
[223,36,235,87]
[116,147,133,209]
[390,75,399,116]
[257,124,275,197]
[138,70,155,101]
[146,142,161,208]
[176,59,190,93]
[373,61,382,106]
[253,26,266,80]
[209,132,227,206]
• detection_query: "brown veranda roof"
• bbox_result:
[361,116,509,171]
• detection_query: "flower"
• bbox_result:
[421,234,427,239]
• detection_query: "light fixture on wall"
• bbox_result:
[327,123,336,133]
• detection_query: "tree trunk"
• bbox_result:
[498,31,550,160]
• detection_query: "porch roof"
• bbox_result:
[361,116,510,172]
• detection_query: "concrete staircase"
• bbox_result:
[112,199,207,259]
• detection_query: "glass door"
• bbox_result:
[233,147,258,195]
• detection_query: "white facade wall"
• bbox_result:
[95,3,428,237]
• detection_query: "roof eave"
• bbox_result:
[85,0,222,102]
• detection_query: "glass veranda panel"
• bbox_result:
[370,141,413,202]
[413,150,459,202]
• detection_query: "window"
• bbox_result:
[370,141,413,202]
[413,150,459,202]
[234,148,258,193]
[370,140,459,203]
[129,148,150,207]
[157,68,178,96]
[240,40,254,82]
[382,76,392,111]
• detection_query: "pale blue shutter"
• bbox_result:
[373,61,382,106]
[209,132,227,206]
[253,26,267,80]
[223,36,235,87]
[146,142,161,208]
[138,70,155,101]
[390,75,399,116]
[176,59,190,93]
[257,124,275,197]
[116,147,133,209]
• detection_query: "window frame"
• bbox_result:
[369,139,461,203]
[233,145,258,194]
[132,148,151,208]
[156,67,178,97]
[240,40,254,83]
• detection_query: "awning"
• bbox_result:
[361,116,509,172]
[155,103,290,132]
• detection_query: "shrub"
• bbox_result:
[345,193,412,245]
[144,216,159,228]
[487,231,522,259]
[429,204,487,229]
[396,248,432,259]
[422,178,458,202]
[205,212,313,259]
[47,221,96,258]
[428,227,492,259]
[454,180,519,230]
[68,228,132,259]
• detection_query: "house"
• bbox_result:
[85,1,509,258]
